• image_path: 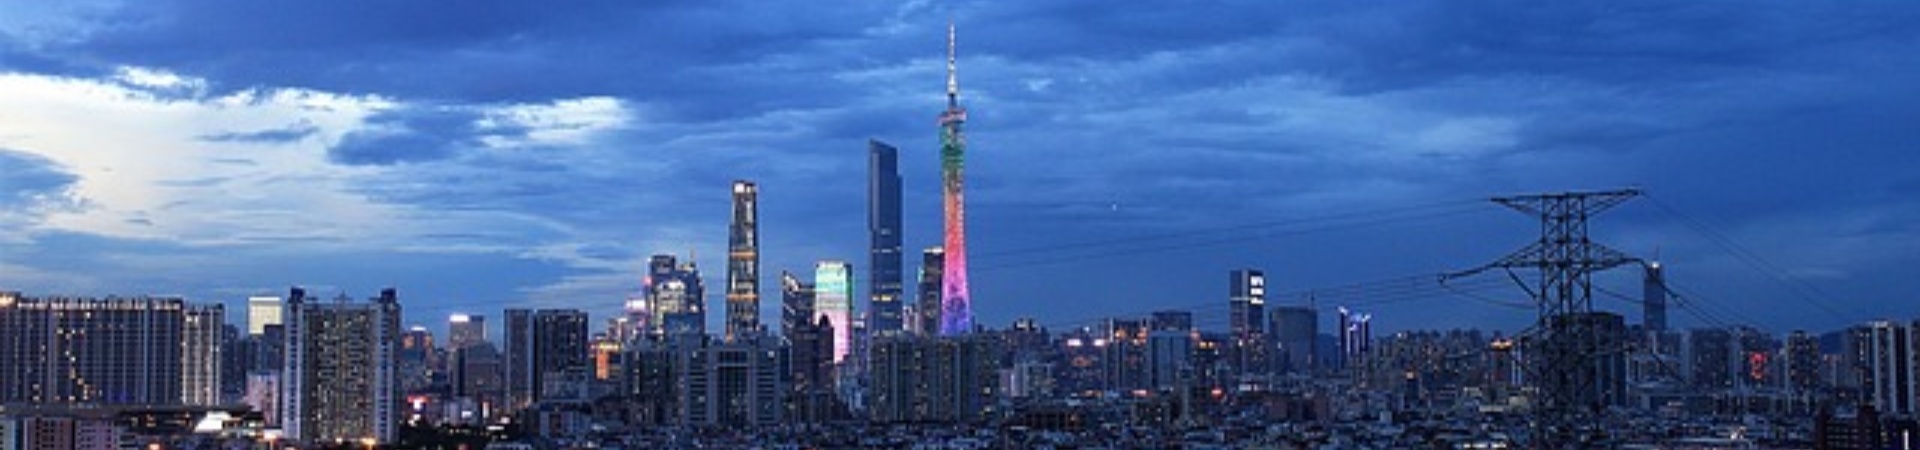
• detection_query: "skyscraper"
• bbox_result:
[869,140,905,337]
[249,295,282,335]
[182,303,225,406]
[1864,320,1914,416]
[1270,306,1319,375]
[1229,269,1267,376]
[505,309,589,412]
[0,292,187,406]
[937,23,974,336]
[282,287,401,445]
[815,261,855,364]
[649,253,707,336]
[727,180,762,342]
[1643,262,1668,332]
[916,247,945,336]
[869,335,1001,423]
[448,314,486,350]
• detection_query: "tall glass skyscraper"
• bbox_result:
[937,23,974,335]
[1642,261,1667,332]
[814,261,854,364]
[727,180,761,341]
[869,140,904,337]
[916,247,945,336]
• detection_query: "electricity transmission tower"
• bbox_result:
[1447,188,1641,449]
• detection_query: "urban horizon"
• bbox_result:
[4,3,1920,448]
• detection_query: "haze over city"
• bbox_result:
[3,1,1919,336]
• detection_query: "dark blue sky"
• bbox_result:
[2,1,1917,337]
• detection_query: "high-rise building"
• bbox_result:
[869,335,1002,423]
[1689,327,1734,390]
[0,292,186,406]
[1337,307,1372,370]
[182,303,225,406]
[815,261,855,364]
[1643,262,1668,332]
[622,336,782,427]
[916,247,945,336]
[1229,269,1267,376]
[1270,306,1319,375]
[448,314,486,350]
[1103,318,1150,392]
[1148,311,1195,389]
[648,253,707,336]
[1863,320,1914,416]
[505,309,589,412]
[727,180,762,342]
[781,271,816,338]
[869,140,905,337]
[936,23,974,336]
[249,295,282,336]
[282,287,401,445]
[450,343,504,421]
[1785,330,1821,396]
[399,326,436,394]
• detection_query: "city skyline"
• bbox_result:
[3,3,1920,336]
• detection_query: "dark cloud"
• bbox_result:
[0,148,81,212]
[327,107,511,165]
[197,120,319,144]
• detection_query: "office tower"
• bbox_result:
[815,261,855,364]
[1544,312,1630,408]
[448,314,486,350]
[1270,306,1319,375]
[257,323,287,372]
[916,247,945,336]
[1229,269,1266,337]
[620,295,650,342]
[869,335,1002,423]
[220,324,249,403]
[1103,318,1150,392]
[1786,330,1820,395]
[1689,327,1735,390]
[727,180,762,342]
[781,271,816,338]
[648,253,707,336]
[249,295,282,335]
[450,343,504,421]
[0,292,185,406]
[622,337,783,427]
[1229,269,1267,376]
[1864,320,1914,416]
[400,326,435,394]
[1337,307,1372,370]
[936,23,974,336]
[282,287,401,445]
[1643,262,1668,332]
[591,334,623,381]
[869,140,905,337]
[182,303,225,406]
[1147,311,1195,389]
[505,309,589,411]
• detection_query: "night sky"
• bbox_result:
[2,1,1918,337]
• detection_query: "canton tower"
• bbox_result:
[937,22,973,335]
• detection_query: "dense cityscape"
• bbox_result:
[5,4,1920,450]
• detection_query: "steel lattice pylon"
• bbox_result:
[1449,188,1640,449]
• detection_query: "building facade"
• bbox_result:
[869,140,906,338]
[505,309,589,413]
[815,261,855,364]
[0,292,187,406]
[282,287,401,445]
[727,180,762,342]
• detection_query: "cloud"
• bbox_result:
[197,120,319,144]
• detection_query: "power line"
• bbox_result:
[1642,193,1857,324]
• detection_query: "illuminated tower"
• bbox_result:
[727,180,762,341]
[937,22,973,335]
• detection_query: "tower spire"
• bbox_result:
[946,21,958,108]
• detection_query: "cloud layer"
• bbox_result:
[2,1,1918,335]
